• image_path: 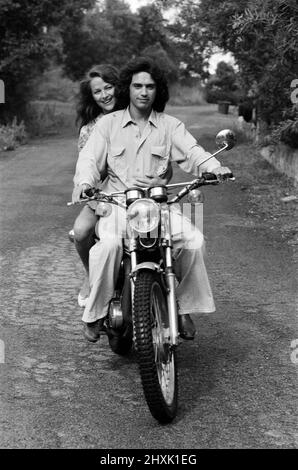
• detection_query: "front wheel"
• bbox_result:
[133,270,178,423]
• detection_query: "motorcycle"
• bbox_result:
[68,129,236,423]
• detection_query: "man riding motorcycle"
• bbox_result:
[72,57,232,343]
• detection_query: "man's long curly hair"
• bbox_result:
[119,57,169,112]
[76,64,121,130]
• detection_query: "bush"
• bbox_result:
[205,61,242,106]
[0,118,28,151]
[270,106,298,149]
[271,120,298,149]
[205,86,242,106]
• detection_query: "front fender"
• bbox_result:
[131,262,161,276]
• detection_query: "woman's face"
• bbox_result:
[90,76,116,114]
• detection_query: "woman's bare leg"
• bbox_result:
[73,205,98,302]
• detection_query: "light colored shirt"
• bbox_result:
[74,107,220,193]
[77,115,102,152]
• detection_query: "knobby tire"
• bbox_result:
[133,269,178,423]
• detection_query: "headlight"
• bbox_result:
[127,198,160,234]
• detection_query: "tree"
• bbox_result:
[61,0,181,82]
[205,61,240,104]
[137,4,169,52]
[231,0,298,127]
[136,4,178,83]
[141,43,178,83]
[61,0,141,80]
[167,0,245,80]
[0,0,95,121]
[171,0,298,137]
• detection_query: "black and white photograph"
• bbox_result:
[0,0,297,454]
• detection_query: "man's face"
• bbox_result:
[129,72,156,113]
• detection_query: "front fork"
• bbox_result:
[161,204,179,346]
[128,204,179,346]
[129,243,137,301]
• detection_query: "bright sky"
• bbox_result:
[127,0,174,20]
[127,0,152,12]
[208,52,236,74]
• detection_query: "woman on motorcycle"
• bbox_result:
[72,64,122,307]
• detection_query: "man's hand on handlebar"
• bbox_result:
[211,166,234,180]
[72,183,92,204]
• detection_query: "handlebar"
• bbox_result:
[167,172,234,204]
[67,172,235,206]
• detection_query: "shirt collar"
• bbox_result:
[121,107,158,128]
[121,107,134,128]
[148,109,158,127]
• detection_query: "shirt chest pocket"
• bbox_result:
[151,145,169,176]
[107,146,127,176]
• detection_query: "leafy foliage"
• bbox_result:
[167,1,211,80]
[271,106,298,149]
[0,0,95,121]
[3,0,296,150]
[61,0,141,80]
[61,1,178,82]
[0,117,27,151]
[230,0,298,147]
[173,0,298,144]
[140,43,178,83]
[137,4,170,52]
[205,61,241,105]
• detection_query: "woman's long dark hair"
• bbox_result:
[119,57,169,112]
[76,64,120,129]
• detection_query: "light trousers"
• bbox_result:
[82,205,215,323]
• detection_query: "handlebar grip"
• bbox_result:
[84,187,97,197]
[202,172,217,181]
[201,172,218,185]
[202,172,235,181]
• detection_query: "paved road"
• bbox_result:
[0,106,297,449]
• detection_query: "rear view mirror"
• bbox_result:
[215,129,236,150]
